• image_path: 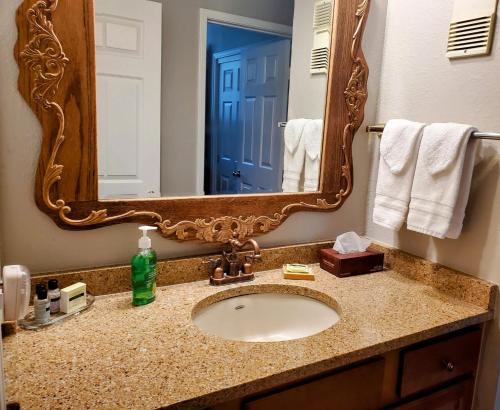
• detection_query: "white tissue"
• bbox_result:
[333,232,371,254]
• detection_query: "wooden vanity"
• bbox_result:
[212,326,481,410]
[3,249,494,410]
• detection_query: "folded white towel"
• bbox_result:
[446,139,480,239]
[304,119,323,192]
[282,119,308,192]
[407,123,478,239]
[373,119,426,230]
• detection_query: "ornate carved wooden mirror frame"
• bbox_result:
[15,0,371,243]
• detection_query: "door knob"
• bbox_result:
[232,170,241,177]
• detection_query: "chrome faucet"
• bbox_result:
[204,233,261,286]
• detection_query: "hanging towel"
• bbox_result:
[282,119,308,192]
[407,123,478,239]
[304,119,324,192]
[372,119,426,230]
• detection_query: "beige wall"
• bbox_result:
[288,0,328,120]
[158,0,294,196]
[365,1,500,409]
[0,0,386,274]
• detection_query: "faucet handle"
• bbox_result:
[245,254,261,264]
[203,257,226,280]
[203,257,222,272]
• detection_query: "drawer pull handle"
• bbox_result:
[444,361,455,372]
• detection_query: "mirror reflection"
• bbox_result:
[95,0,330,199]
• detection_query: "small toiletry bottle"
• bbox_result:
[48,279,61,313]
[131,226,158,306]
[34,283,50,324]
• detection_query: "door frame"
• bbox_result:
[197,9,293,195]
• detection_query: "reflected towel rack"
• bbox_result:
[366,124,500,141]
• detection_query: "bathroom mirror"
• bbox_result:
[95,0,328,198]
[16,0,371,242]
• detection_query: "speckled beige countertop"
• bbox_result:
[4,264,496,410]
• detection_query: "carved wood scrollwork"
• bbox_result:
[17,0,371,243]
[20,0,163,228]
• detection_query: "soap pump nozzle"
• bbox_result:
[138,226,158,249]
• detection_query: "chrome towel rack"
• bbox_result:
[366,124,500,141]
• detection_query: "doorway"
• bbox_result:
[204,22,292,195]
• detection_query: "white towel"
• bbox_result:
[373,119,426,230]
[282,119,308,192]
[407,123,478,239]
[304,120,323,192]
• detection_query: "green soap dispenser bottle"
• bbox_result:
[131,226,158,306]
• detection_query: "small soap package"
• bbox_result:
[319,232,384,278]
[283,264,315,281]
[60,282,87,314]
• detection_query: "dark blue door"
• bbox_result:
[211,39,291,194]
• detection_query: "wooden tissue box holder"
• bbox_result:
[319,248,384,278]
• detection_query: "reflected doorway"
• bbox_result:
[204,22,291,195]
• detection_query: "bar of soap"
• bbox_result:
[283,268,315,281]
[60,282,87,314]
[284,264,310,273]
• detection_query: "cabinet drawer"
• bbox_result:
[399,329,481,397]
[394,378,474,410]
[244,359,384,410]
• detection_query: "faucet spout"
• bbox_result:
[229,238,261,260]
[205,233,261,286]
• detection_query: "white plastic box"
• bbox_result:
[2,265,31,321]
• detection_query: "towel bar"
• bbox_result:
[366,124,500,141]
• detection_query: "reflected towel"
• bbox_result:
[304,119,323,192]
[282,119,308,192]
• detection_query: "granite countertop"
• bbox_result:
[4,265,496,410]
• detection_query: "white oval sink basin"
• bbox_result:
[193,292,340,342]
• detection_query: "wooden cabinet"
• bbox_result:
[399,329,481,397]
[209,327,482,410]
[393,378,474,410]
[244,359,385,410]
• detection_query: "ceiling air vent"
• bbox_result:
[310,0,334,75]
[447,0,498,59]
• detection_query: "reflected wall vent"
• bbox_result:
[447,0,498,59]
[310,0,334,75]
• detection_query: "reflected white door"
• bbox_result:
[213,53,241,194]
[239,39,291,193]
[210,39,291,195]
[95,0,162,199]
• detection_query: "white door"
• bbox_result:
[212,52,242,194]
[210,39,291,195]
[95,0,162,199]
[239,39,291,193]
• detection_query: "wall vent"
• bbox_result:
[314,0,333,29]
[447,0,498,59]
[310,0,334,74]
